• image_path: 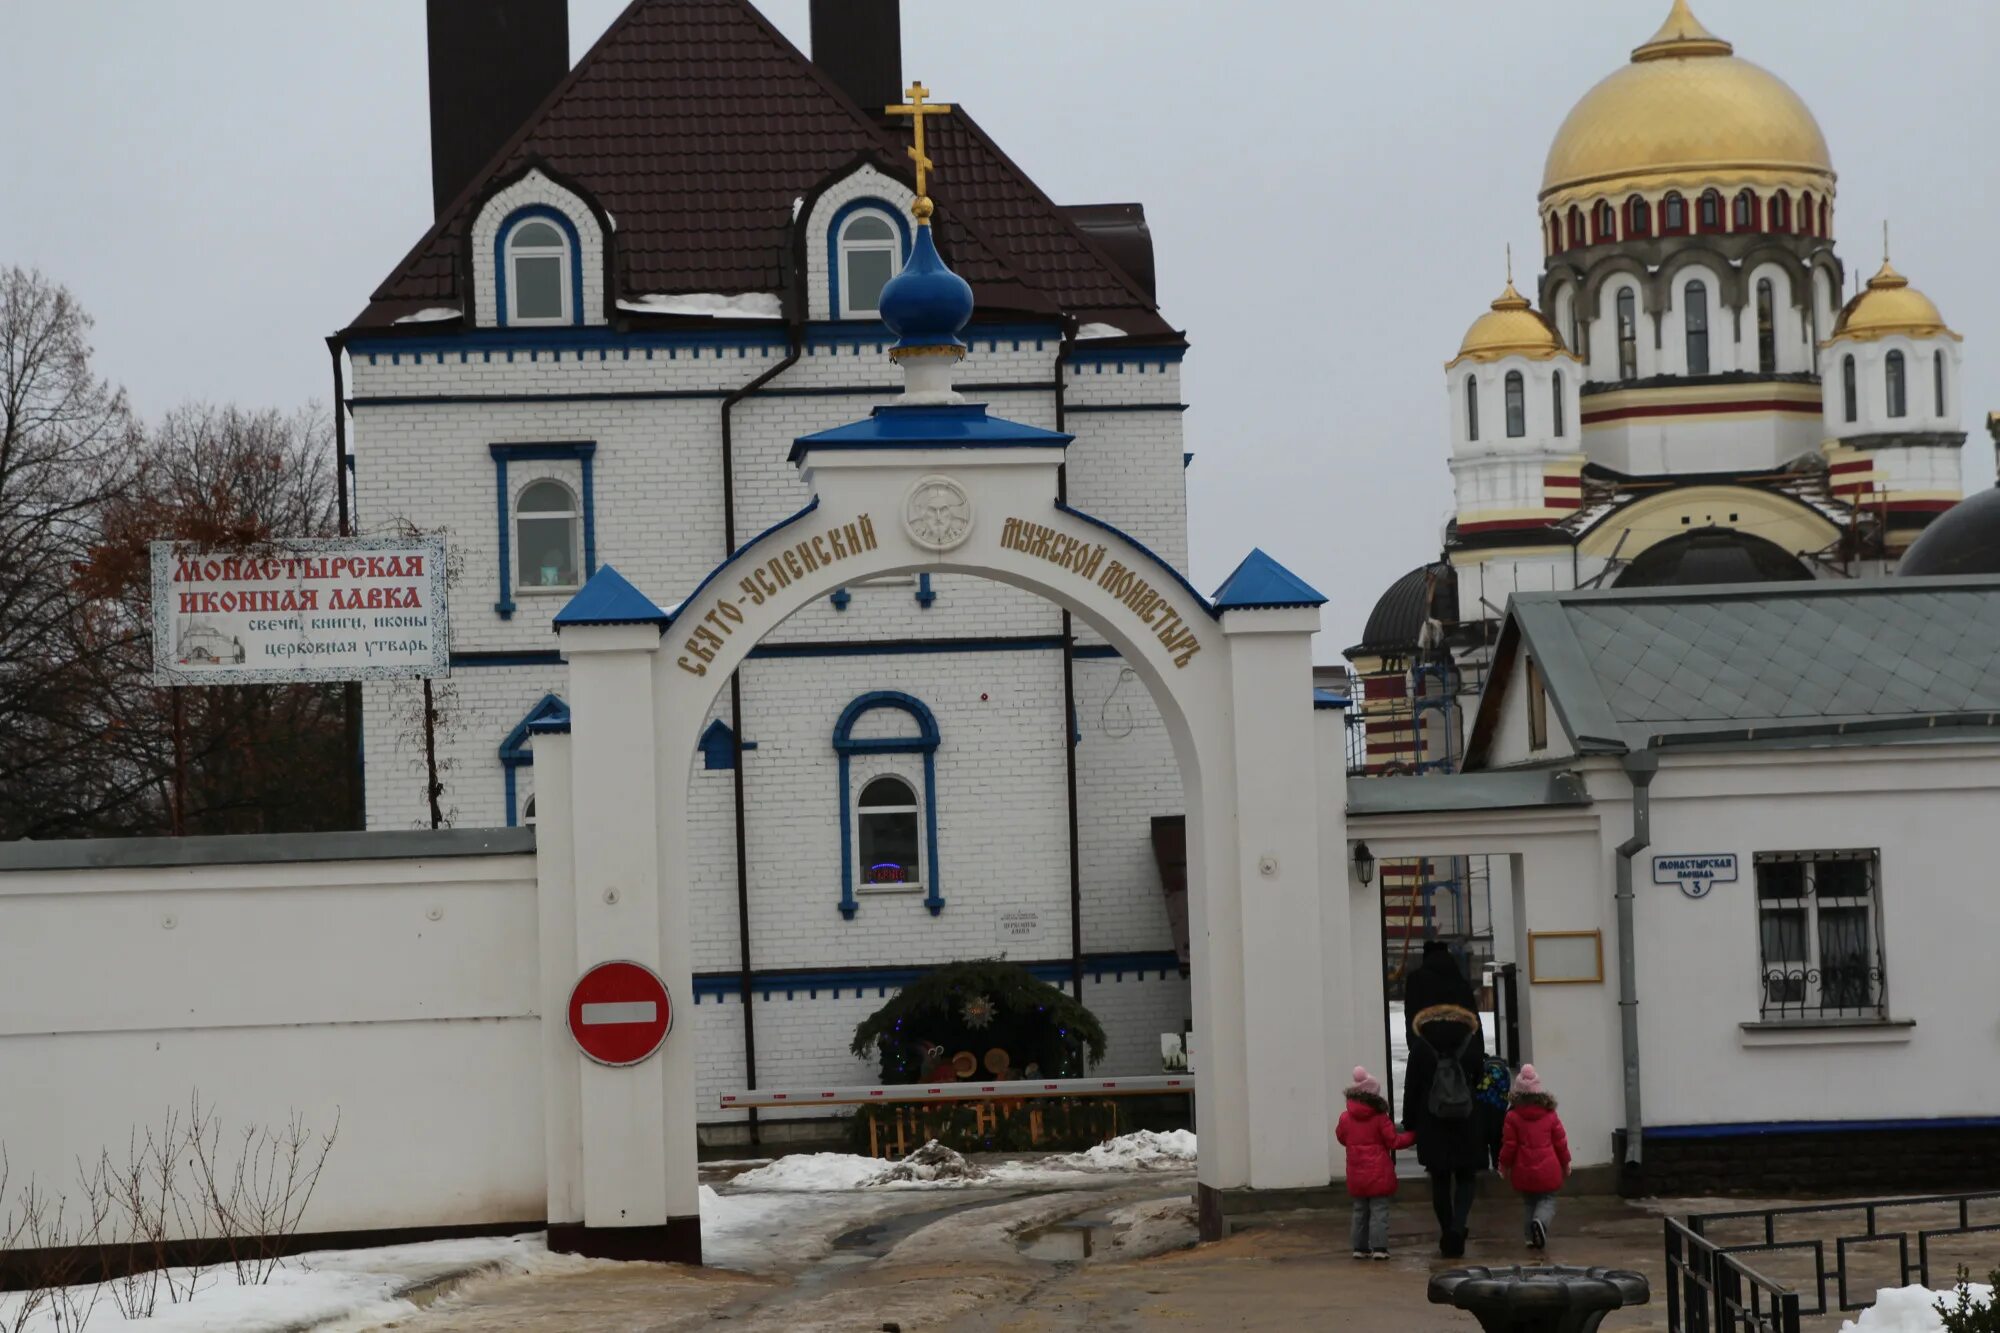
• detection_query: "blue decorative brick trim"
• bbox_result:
[699,718,756,771]
[915,573,935,608]
[689,951,1184,1002]
[830,587,851,611]
[489,442,596,619]
[1065,344,1187,367]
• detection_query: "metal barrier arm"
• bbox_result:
[718,1074,1193,1110]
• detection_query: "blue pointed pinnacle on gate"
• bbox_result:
[553,564,671,628]
[1210,548,1328,611]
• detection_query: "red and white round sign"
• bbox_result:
[567,960,672,1067]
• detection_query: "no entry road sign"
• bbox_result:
[567,960,672,1067]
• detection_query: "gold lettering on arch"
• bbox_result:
[999,516,1201,668]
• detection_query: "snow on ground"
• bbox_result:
[617,292,782,318]
[0,1234,592,1333]
[1099,1195,1199,1260]
[1840,1282,1994,1332]
[730,1131,1197,1194]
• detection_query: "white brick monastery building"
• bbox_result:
[335,0,1193,1127]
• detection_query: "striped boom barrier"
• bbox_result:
[718,1074,1194,1110]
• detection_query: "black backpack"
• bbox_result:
[1419,1027,1478,1122]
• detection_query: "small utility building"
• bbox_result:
[1349,575,2000,1193]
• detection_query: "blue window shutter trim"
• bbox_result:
[494,204,586,328]
[832,691,943,919]
[488,442,597,621]
[492,453,514,617]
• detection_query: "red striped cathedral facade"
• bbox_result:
[1345,2,1971,964]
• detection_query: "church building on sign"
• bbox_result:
[333,0,1194,1127]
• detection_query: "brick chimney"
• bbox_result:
[810,0,903,117]
[426,0,570,218]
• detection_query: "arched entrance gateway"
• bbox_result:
[527,201,1361,1262]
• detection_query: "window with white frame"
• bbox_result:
[516,480,580,591]
[856,774,921,889]
[838,210,901,317]
[1754,849,1885,1021]
[505,218,571,324]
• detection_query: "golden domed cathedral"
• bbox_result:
[1348,0,1969,779]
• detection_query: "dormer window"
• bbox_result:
[838,209,902,318]
[505,217,572,324]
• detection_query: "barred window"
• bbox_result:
[1755,850,1885,1022]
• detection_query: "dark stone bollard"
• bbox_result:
[1427,1265,1651,1333]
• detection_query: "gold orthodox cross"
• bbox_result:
[886,80,951,219]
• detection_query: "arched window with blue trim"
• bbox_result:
[500,694,569,827]
[832,691,942,919]
[826,199,911,320]
[503,216,573,324]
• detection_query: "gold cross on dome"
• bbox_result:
[886,80,951,220]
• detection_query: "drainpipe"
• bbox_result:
[327,335,363,830]
[720,326,803,1144]
[1052,329,1083,999]
[1614,748,1658,1173]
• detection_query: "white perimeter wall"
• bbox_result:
[0,836,544,1236]
[1634,742,2000,1127]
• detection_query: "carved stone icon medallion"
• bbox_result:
[903,474,974,552]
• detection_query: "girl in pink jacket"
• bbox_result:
[1498,1064,1571,1250]
[1336,1065,1417,1259]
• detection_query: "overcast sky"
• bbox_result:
[5,1,1994,658]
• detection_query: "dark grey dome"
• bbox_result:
[1898,488,2000,577]
[1613,528,1814,588]
[1353,562,1456,654]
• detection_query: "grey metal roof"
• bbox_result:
[1347,769,1591,817]
[1473,575,2000,759]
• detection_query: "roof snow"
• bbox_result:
[1077,322,1127,339]
[392,307,462,324]
[617,293,783,319]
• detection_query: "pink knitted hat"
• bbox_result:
[1514,1063,1546,1096]
[1349,1065,1382,1098]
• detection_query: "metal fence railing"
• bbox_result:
[1667,1217,1802,1333]
[1666,1192,2000,1332]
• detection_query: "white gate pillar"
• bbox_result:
[1198,551,1338,1232]
[545,572,699,1263]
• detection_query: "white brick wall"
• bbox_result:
[348,297,1194,1102]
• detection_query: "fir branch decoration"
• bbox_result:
[850,959,1108,1083]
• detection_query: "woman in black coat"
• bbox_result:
[1403,1000,1487,1257]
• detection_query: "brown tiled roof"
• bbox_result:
[350,0,1170,337]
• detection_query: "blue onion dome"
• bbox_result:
[880,222,974,361]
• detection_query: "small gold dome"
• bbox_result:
[1449,282,1567,368]
[1830,260,1960,343]
[1540,0,1834,209]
